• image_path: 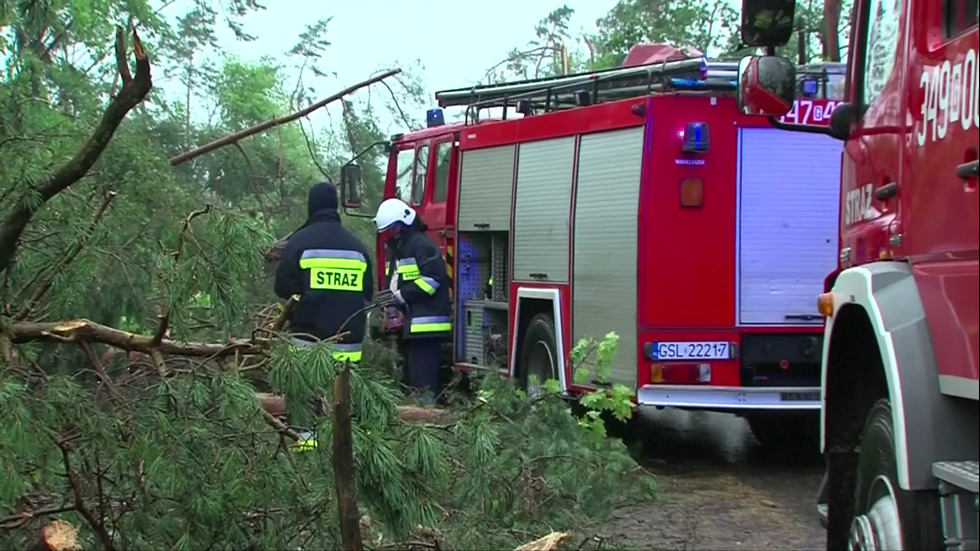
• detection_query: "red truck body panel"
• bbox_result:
[836,0,979,385]
[378,91,844,403]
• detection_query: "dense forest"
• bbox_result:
[0,0,849,549]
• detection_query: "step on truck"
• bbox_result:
[735,0,978,548]
[341,43,847,447]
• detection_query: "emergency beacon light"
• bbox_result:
[681,122,710,153]
[426,108,445,128]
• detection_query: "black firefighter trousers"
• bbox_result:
[399,337,443,400]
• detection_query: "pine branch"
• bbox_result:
[15,190,117,321]
[54,434,115,551]
[0,28,152,275]
[168,68,401,166]
[7,318,266,357]
[153,205,213,345]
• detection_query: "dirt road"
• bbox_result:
[599,408,826,550]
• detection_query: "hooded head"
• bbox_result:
[307,181,339,218]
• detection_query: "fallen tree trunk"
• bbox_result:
[256,392,455,424]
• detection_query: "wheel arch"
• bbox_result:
[510,287,567,391]
[822,262,978,491]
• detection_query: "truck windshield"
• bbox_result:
[797,63,847,100]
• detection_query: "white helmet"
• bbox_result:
[374,198,417,232]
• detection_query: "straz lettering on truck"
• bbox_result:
[916,47,979,146]
[778,99,842,126]
[844,183,875,226]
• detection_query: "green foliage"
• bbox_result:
[496,0,855,82]
[569,332,637,439]
[1,345,654,549]
[0,2,656,549]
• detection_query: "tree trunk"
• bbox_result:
[824,0,843,61]
[332,367,364,551]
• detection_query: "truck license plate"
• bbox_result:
[651,341,730,360]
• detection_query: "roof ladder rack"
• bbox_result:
[435,57,743,121]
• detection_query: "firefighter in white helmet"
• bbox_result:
[374,198,451,403]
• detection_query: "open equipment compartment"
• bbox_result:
[455,232,509,368]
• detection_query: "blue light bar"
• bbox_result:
[670,78,737,90]
[426,108,445,128]
[803,80,819,95]
[681,122,710,153]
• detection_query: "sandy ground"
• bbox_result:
[596,409,825,550]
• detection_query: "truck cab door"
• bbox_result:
[902,0,979,387]
[840,0,906,270]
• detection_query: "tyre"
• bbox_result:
[518,314,559,396]
[847,399,943,550]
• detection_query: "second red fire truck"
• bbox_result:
[343,44,846,446]
[736,0,977,547]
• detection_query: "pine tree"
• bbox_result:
[1,3,656,549]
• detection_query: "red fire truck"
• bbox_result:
[342,45,846,446]
[735,0,978,548]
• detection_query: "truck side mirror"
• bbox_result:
[341,163,363,209]
[741,0,796,48]
[737,55,796,117]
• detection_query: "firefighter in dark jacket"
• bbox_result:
[274,181,374,450]
[374,197,451,402]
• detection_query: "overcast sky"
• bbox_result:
[158,0,621,135]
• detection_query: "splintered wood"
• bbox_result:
[38,520,80,551]
[514,531,570,551]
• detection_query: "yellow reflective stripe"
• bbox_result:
[300,258,367,270]
[410,322,452,333]
[289,438,317,451]
[332,350,362,362]
[414,277,437,295]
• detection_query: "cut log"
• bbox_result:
[255,392,455,424]
[28,520,81,551]
[514,532,569,551]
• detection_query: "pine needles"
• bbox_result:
[0,340,655,550]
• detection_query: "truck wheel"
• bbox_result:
[848,399,943,550]
[518,314,558,396]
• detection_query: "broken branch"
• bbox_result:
[7,319,265,357]
[0,28,152,275]
[169,69,401,166]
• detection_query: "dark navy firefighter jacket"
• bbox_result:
[386,218,452,339]
[275,182,374,361]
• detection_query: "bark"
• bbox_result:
[8,318,264,357]
[824,0,842,61]
[256,392,455,424]
[169,69,401,166]
[332,367,364,551]
[0,28,152,275]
